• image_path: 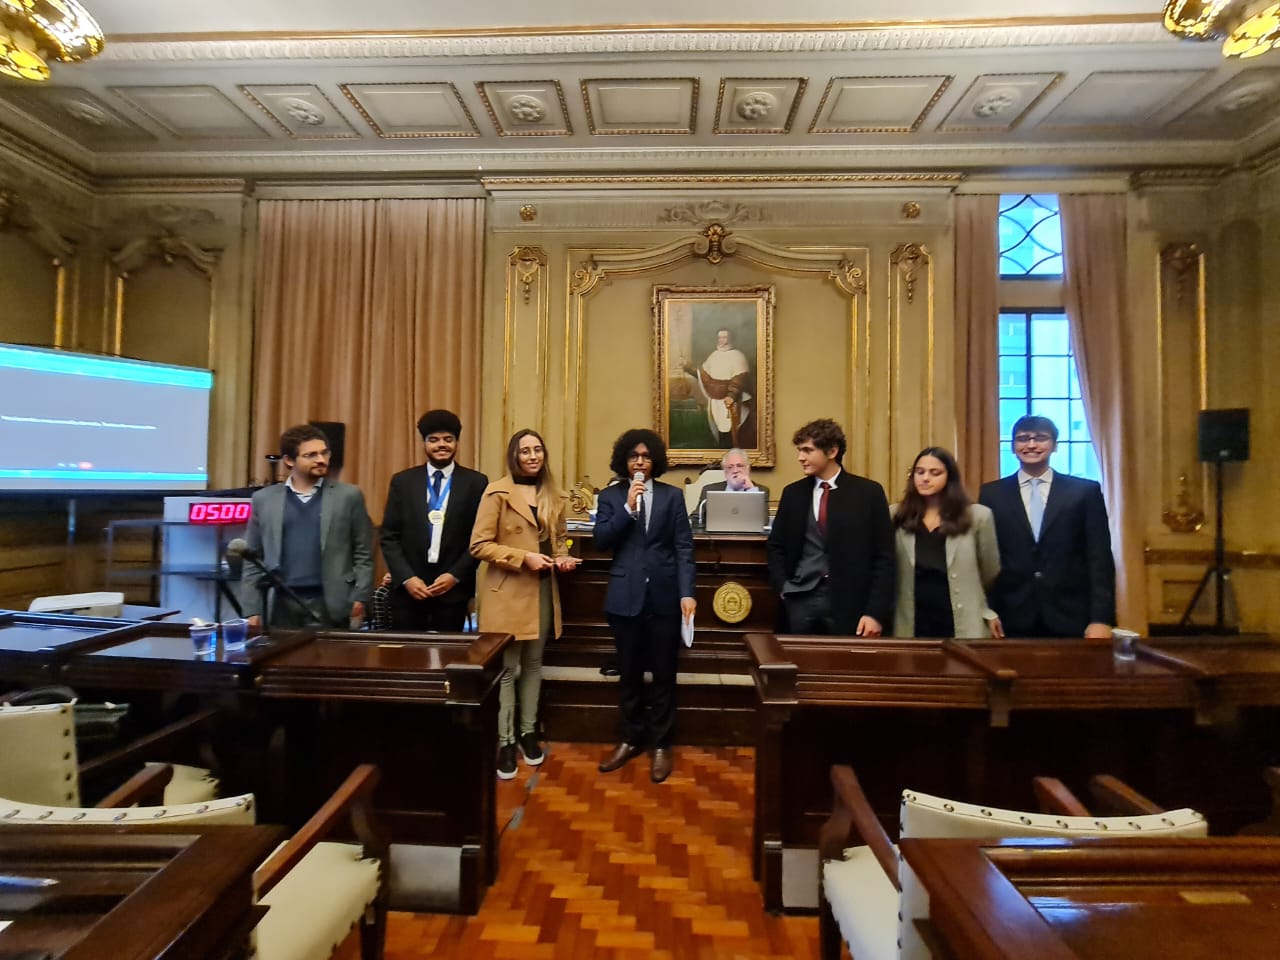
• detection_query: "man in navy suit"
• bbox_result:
[979,415,1115,639]
[594,428,696,783]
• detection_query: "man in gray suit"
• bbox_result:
[242,423,374,630]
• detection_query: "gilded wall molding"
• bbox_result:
[504,245,550,439]
[108,232,221,357]
[101,21,1167,64]
[1156,241,1207,534]
[0,187,76,346]
[888,242,935,480]
[564,225,869,483]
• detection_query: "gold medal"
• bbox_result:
[428,510,445,525]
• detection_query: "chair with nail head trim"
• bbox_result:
[818,765,1208,960]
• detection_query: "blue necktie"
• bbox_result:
[1028,477,1045,541]
[430,470,443,513]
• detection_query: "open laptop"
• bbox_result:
[704,489,768,533]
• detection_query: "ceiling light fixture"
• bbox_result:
[1165,0,1280,58]
[0,0,104,82]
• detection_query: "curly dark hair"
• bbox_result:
[417,409,462,440]
[792,418,846,463]
[894,446,973,536]
[280,423,329,460]
[609,428,668,479]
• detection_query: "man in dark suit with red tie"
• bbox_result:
[978,415,1115,639]
[767,418,896,636]
[380,409,488,631]
[594,428,696,783]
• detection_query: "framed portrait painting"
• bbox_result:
[652,285,775,466]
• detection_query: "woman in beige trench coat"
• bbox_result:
[470,429,581,779]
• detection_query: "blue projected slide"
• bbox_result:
[0,345,213,492]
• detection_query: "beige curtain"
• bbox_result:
[1060,193,1146,631]
[954,195,1002,493]
[251,198,485,523]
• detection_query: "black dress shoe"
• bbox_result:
[598,742,642,773]
[600,661,619,677]
[650,747,673,783]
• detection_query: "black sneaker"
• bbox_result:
[496,744,518,780]
[518,733,545,766]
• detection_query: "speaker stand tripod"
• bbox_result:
[1179,459,1237,633]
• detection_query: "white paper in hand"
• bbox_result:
[681,614,695,648]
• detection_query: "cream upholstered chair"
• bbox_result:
[684,468,726,515]
[818,765,1208,960]
[0,702,219,806]
[0,763,389,960]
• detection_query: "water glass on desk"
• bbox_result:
[189,622,217,657]
[221,618,249,652]
[1112,628,1140,662]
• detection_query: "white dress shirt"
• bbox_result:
[286,475,323,504]
[812,469,841,521]
[426,461,456,564]
[1017,467,1053,525]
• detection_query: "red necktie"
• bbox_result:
[818,481,830,537]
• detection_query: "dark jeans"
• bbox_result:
[783,580,836,635]
[607,605,681,749]
[390,588,469,632]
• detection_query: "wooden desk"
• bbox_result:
[0,611,143,687]
[550,529,773,742]
[0,825,280,960]
[899,836,1280,960]
[257,629,508,914]
[747,634,1278,912]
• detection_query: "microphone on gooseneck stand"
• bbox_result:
[225,538,323,626]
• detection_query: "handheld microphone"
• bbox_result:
[225,538,262,562]
[633,471,645,486]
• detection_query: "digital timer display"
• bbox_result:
[187,501,252,524]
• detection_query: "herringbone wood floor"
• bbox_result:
[339,743,818,959]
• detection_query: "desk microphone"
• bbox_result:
[225,538,323,627]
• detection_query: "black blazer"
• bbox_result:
[593,479,696,618]
[978,471,1116,637]
[766,471,896,633]
[380,463,489,601]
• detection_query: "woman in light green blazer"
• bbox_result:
[890,447,1003,639]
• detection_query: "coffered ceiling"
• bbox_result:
[0,1,1277,180]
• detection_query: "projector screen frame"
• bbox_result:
[0,342,215,495]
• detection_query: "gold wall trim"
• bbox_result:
[1146,548,1280,570]
[483,173,965,188]
[0,187,76,348]
[889,242,934,482]
[1155,241,1207,534]
[564,225,868,484]
[112,16,1161,45]
[504,245,550,441]
[109,233,221,358]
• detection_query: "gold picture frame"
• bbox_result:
[652,284,775,467]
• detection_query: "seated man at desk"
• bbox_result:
[690,447,770,522]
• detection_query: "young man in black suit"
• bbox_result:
[978,415,1115,639]
[593,428,696,784]
[766,418,895,636]
[380,409,488,631]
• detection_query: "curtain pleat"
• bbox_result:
[251,198,485,524]
[954,195,1002,493]
[1061,193,1147,630]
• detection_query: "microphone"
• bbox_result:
[633,471,645,486]
[225,538,261,562]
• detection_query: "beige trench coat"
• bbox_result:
[469,475,569,641]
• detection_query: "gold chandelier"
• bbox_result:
[0,0,104,82]
[1164,0,1280,58]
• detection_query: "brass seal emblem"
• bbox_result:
[712,581,752,624]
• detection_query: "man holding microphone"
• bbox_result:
[593,428,696,783]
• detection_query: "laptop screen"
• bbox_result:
[704,489,768,533]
